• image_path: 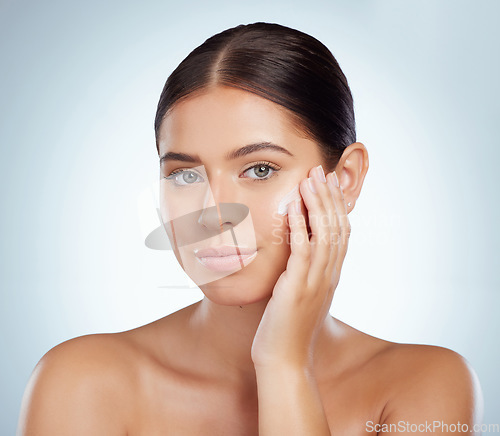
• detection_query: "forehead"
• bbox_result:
[157,86,309,154]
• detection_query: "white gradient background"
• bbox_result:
[1,0,499,432]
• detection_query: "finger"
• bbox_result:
[304,165,337,284]
[285,196,310,280]
[300,166,331,287]
[312,168,342,310]
[326,171,351,276]
[312,167,341,270]
[317,171,346,307]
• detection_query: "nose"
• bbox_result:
[197,176,249,231]
[197,203,250,232]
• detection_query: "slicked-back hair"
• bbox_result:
[154,22,356,170]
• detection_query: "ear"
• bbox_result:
[334,142,369,213]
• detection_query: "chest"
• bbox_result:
[127,368,384,436]
[127,370,258,436]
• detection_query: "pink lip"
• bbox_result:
[194,245,256,258]
[194,245,258,272]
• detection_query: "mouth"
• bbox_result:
[194,245,258,272]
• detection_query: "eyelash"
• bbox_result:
[241,161,281,182]
[164,161,281,184]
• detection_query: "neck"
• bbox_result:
[187,295,339,387]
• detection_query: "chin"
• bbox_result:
[198,273,273,307]
[186,247,288,306]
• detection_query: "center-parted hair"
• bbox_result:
[154,22,356,170]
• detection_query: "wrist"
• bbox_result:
[253,359,313,376]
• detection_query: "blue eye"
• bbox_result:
[243,162,281,181]
[164,170,204,186]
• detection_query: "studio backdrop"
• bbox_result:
[1,1,499,434]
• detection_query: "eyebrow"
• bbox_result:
[159,141,294,165]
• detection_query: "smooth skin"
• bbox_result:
[17,86,483,435]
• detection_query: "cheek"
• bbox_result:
[251,197,290,251]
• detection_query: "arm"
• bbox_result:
[17,336,128,436]
[251,166,349,435]
[255,363,331,435]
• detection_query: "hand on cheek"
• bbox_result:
[251,164,351,370]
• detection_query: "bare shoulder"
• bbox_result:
[18,332,138,436]
[329,319,483,432]
[377,342,482,394]
[335,319,483,401]
[35,330,139,368]
[374,342,484,429]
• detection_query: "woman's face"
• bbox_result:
[157,85,326,306]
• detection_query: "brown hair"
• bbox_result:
[154,22,356,170]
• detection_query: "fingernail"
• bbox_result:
[332,171,340,187]
[316,165,326,183]
[307,177,317,194]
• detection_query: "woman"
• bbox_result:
[18,22,482,435]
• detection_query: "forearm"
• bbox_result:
[255,363,331,435]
